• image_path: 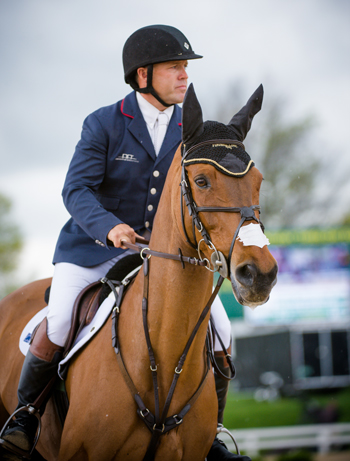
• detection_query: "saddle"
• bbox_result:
[41,253,143,365]
[56,253,143,357]
[59,281,101,354]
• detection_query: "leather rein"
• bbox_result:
[110,138,264,460]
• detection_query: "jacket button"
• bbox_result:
[150,188,157,195]
[145,221,150,228]
[153,170,160,177]
[147,204,153,211]
[95,239,105,247]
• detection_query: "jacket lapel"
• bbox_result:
[122,92,156,160]
[156,105,182,165]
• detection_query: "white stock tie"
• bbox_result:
[155,112,168,156]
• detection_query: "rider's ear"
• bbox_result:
[228,84,264,141]
[182,83,204,148]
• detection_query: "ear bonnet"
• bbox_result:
[182,84,263,176]
[183,123,254,177]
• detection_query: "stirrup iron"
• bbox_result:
[0,404,42,459]
[217,423,240,455]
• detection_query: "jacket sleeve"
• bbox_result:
[62,112,123,247]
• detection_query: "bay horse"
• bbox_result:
[0,84,278,461]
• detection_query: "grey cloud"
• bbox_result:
[0,0,349,175]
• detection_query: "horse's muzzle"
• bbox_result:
[230,261,278,308]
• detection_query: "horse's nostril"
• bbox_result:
[235,264,257,287]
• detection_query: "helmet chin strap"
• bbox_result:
[136,65,173,108]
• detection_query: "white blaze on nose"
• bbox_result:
[236,223,270,248]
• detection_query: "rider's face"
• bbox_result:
[152,60,188,105]
[137,60,188,109]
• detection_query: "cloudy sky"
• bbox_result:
[0,0,349,283]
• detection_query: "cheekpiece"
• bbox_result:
[183,121,255,177]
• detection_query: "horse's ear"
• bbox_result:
[182,83,204,147]
[228,84,264,141]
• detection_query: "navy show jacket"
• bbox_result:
[53,91,182,267]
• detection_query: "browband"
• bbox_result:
[182,139,246,161]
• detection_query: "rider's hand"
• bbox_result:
[107,224,142,249]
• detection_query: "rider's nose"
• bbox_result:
[180,66,188,80]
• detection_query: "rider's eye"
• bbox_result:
[195,177,209,188]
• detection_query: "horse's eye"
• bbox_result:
[195,177,209,188]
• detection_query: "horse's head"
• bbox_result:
[180,84,278,308]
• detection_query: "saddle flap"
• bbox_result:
[64,281,103,354]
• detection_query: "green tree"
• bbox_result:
[0,192,23,298]
[252,102,319,229]
[212,81,322,229]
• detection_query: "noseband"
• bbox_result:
[181,139,263,278]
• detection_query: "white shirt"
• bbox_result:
[136,92,174,156]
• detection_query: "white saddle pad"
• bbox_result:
[19,291,117,379]
[19,307,49,355]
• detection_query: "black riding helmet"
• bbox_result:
[123,25,202,107]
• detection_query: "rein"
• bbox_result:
[120,237,208,268]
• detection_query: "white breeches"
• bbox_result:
[47,258,232,351]
[46,250,136,347]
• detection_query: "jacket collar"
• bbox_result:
[136,91,174,130]
[122,91,182,162]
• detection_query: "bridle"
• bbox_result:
[181,138,263,278]
[111,138,264,460]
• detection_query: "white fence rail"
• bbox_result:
[220,423,350,456]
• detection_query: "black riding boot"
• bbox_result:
[0,319,63,460]
[207,355,251,461]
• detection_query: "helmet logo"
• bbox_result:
[184,42,189,50]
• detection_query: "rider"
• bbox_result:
[1,25,244,461]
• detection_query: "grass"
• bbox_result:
[223,387,350,429]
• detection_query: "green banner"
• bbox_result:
[266,227,350,246]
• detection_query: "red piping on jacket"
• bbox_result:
[121,99,134,119]
[121,99,182,126]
